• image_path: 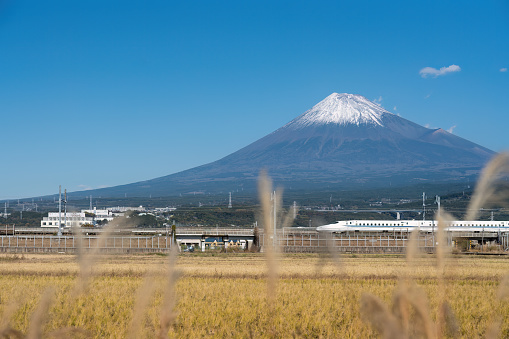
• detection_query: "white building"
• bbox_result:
[41,207,124,228]
[41,212,93,228]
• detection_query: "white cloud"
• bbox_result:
[419,64,461,78]
[447,125,456,134]
[424,94,431,99]
[424,123,430,128]
[373,96,383,105]
[501,68,508,72]
[393,106,397,111]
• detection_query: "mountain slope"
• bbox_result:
[79,93,495,197]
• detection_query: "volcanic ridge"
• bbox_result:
[78,93,495,197]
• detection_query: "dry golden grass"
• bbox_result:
[0,253,508,337]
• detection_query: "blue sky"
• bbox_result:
[0,0,508,199]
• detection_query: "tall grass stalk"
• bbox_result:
[436,211,457,338]
[466,152,509,221]
[127,276,157,339]
[360,293,405,339]
[26,288,54,339]
[72,216,127,296]
[157,246,179,339]
[465,153,509,338]
[258,171,278,305]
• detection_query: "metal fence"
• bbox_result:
[260,232,443,253]
[1,230,507,254]
[0,235,172,253]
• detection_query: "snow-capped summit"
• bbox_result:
[287,93,391,128]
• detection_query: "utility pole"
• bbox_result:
[64,189,67,229]
[422,192,426,221]
[58,185,62,237]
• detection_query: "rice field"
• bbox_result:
[0,252,509,338]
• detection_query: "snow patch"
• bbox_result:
[287,93,393,128]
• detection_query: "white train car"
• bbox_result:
[316,220,509,234]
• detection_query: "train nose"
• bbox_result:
[316,224,335,232]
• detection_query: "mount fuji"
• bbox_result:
[82,93,495,197]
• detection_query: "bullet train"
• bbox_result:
[316,220,509,233]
